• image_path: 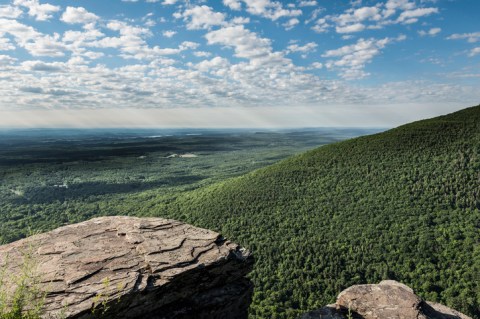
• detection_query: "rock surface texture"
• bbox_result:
[0,216,254,319]
[301,280,471,319]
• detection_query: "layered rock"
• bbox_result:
[0,216,254,318]
[301,280,471,319]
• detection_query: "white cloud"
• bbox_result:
[240,0,302,21]
[283,18,299,30]
[336,23,365,33]
[21,60,66,72]
[0,0,477,127]
[13,0,60,21]
[205,25,272,61]
[23,33,67,57]
[312,18,329,33]
[61,7,99,25]
[163,30,177,38]
[396,7,438,24]
[195,57,230,73]
[0,18,68,57]
[447,32,480,43]
[63,28,104,43]
[0,54,16,65]
[0,5,22,18]
[323,36,404,80]
[384,0,416,16]
[0,18,39,44]
[175,5,225,30]
[223,0,242,10]
[469,47,480,57]
[231,16,250,25]
[418,27,441,37]
[299,1,317,7]
[287,42,317,53]
[0,37,15,51]
[194,51,212,57]
[306,7,324,24]
[315,1,438,34]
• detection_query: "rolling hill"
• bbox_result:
[153,105,480,318]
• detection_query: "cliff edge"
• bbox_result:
[0,216,253,318]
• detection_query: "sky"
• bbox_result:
[0,0,479,128]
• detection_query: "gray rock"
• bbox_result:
[335,280,472,319]
[0,216,254,318]
[337,280,425,319]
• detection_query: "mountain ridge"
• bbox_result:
[153,105,480,318]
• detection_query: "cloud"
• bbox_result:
[175,5,226,30]
[286,42,317,54]
[323,36,405,80]
[194,51,212,57]
[23,33,67,57]
[61,7,99,25]
[21,60,65,72]
[312,18,329,33]
[223,0,242,10]
[0,0,477,127]
[0,5,22,18]
[162,30,177,38]
[0,18,68,57]
[13,0,60,21]
[336,23,365,33]
[313,0,438,34]
[0,37,15,51]
[0,55,17,65]
[162,0,179,5]
[195,57,230,73]
[19,86,44,94]
[469,47,480,57]
[418,27,441,37]
[283,18,299,30]
[205,25,272,61]
[447,32,480,43]
[396,7,438,24]
[240,0,302,21]
[299,1,317,7]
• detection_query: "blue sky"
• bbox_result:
[0,0,479,127]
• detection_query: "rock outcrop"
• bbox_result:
[0,216,253,318]
[301,280,471,319]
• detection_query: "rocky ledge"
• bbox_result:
[0,216,253,318]
[301,280,471,319]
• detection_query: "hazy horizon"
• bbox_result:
[0,102,473,129]
[0,0,479,128]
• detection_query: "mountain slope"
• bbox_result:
[153,105,480,319]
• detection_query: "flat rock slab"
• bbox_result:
[0,216,253,318]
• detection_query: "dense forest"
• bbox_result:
[149,105,480,318]
[1,107,479,318]
[0,128,365,243]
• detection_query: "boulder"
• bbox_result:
[301,280,472,319]
[0,216,254,318]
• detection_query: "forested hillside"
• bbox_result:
[1,129,364,243]
[154,105,480,318]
